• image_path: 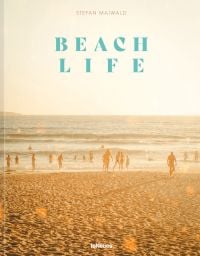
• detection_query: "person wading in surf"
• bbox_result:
[103,149,113,172]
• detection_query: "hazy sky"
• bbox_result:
[3,0,200,115]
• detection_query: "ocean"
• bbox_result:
[1,115,200,172]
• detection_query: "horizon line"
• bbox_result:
[1,112,200,117]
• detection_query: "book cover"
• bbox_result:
[1,0,200,255]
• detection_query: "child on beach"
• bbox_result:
[15,155,19,165]
[6,155,11,169]
[58,154,63,169]
[49,154,53,164]
[126,155,130,170]
[113,151,121,171]
[119,152,125,170]
[32,153,36,170]
[89,151,94,162]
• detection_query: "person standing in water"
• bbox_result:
[113,151,121,171]
[6,155,11,169]
[126,154,130,170]
[15,155,19,165]
[32,153,36,170]
[102,152,107,171]
[58,154,63,169]
[167,152,177,177]
[49,153,53,164]
[103,149,113,172]
[89,151,94,162]
[119,151,125,171]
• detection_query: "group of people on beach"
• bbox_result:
[184,151,199,162]
[5,151,94,171]
[5,150,130,171]
[4,149,199,176]
[102,150,130,171]
[166,151,199,177]
[5,154,20,169]
[5,153,36,170]
[6,153,65,170]
[73,151,94,162]
[101,150,178,177]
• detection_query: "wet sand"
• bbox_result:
[1,171,200,255]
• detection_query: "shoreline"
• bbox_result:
[1,168,200,175]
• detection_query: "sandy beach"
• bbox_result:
[1,171,200,255]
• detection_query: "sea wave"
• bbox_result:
[1,148,148,155]
[2,132,198,140]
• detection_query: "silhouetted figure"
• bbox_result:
[58,154,63,169]
[49,154,53,164]
[28,145,32,151]
[126,155,130,170]
[167,152,176,177]
[6,155,11,169]
[194,151,199,161]
[119,152,125,171]
[103,149,113,172]
[32,153,36,170]
[89,151,94,162]
[184,152,188,161]
[113,151,121,171]
[74,155,77,160]
[83,155,86,161]
[15,155,19,165]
